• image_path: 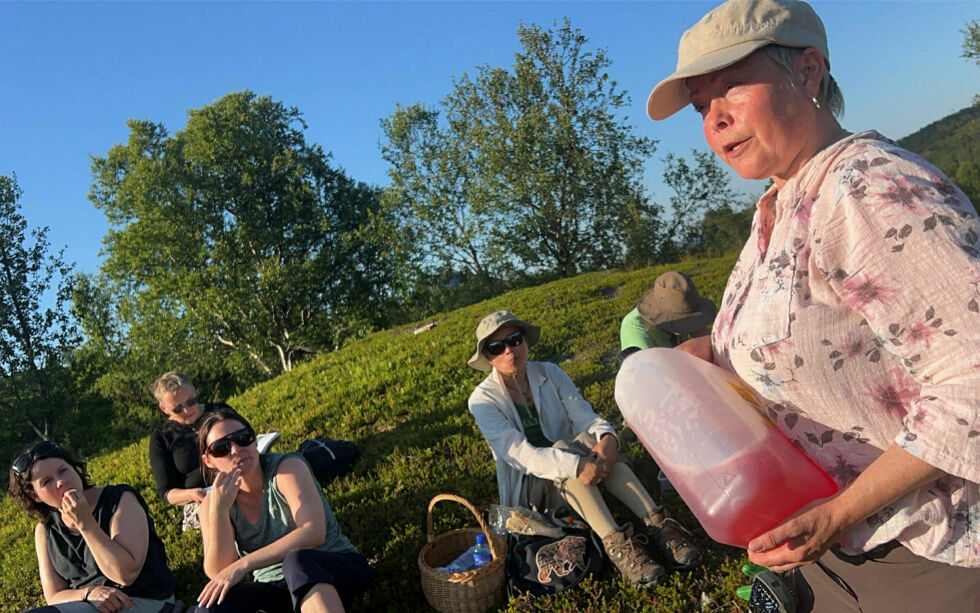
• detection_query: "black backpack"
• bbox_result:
[506,526,604,598]
[296,437,360,487]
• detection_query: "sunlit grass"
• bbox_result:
[0,255,749,612]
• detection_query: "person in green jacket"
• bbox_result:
[617,271,717,495]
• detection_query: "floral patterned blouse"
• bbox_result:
[712,131,979,567]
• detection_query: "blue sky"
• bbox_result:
[2,1,977,278]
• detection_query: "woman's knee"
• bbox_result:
[283,548,319,574]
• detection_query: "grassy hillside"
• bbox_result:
[0,254,750,613]
[897,104,980,209]
[897,104,980,170]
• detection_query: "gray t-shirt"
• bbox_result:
[230,452,357,584]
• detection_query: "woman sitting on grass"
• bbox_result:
[149,371,232,532]
[8,441,177,613]
[467,310,701,587]
[193,407,372,613]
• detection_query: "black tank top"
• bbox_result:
[44,484,175,598]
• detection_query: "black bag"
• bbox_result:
[296,437,359,487]
[506,527,603,598]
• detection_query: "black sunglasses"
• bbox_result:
[206,427,257,458]
[11,440,59,475]
[484,330,525,357]
[169,396,198,415]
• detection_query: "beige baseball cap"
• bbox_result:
[647,0,829,120]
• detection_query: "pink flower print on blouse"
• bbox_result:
[909,404,938,429]
[842,332,866,358]
[841,272,900,312]
[863,365,920,419]
[715,309,735,338]
[906,320,939,348]
[793,194,816,224]
[866,174,931,219]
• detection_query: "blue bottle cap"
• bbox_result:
[476,533,487,544]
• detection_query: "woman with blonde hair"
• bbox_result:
[148,371,231,531]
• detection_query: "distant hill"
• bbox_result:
[898,104,980,209]
[898,104,980,169]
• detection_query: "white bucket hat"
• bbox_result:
[647,0,829,120]
[467,310,541,372]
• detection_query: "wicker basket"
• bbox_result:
[418,494,507,613]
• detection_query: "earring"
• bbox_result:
[811,96,821,110]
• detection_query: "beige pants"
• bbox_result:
[522,432,660,538]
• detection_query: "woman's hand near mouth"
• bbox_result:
[209,468,242,515]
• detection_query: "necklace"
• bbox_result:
[504,371,532,405]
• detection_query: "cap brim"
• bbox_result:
[640,297,718,335]
[647,39,771,120]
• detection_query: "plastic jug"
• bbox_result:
[615,348,838,548]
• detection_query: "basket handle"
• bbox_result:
[425,494,502,561]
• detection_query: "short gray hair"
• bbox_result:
[152,371,194,402]
[762,44,845,118]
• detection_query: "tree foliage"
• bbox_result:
[964,18,980,107]
[380,103,497,282]
[72,273,253,417]
[0,175,78,442]
[698,204,756,256]
[90,91,392,377]
[954,160,980,211]
[381,19,660,281]
[963,18,980,67]
[660,150,740,259]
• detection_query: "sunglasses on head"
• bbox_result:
[11,440,59,475]
[169,396,198,415]
[484,330,524,357]
[206,427,256,458]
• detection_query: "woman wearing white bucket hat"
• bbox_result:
[650,0,980,610]
[467,310,701,586]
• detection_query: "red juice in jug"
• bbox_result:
[615,348,838,549]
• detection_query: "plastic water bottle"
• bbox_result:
[471,534,492,569]
[615,348,838,549]
[438,534,491,573]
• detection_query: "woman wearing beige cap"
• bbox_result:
[467,310,700,586]
[649,0,980,609]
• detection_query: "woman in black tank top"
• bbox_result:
[8,441,176,613]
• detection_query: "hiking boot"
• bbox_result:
[643,511,700,570]
[601,523,666,587]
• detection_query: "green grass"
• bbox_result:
[0,254,751,612]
